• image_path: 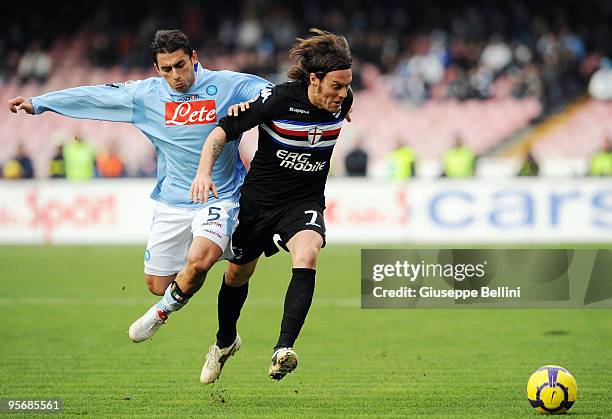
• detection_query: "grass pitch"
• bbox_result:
[0,245,610,417]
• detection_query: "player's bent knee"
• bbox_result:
[186,239,222,278]
[224,271,251,287]
[188,258,215,277]
[186,250,219,276]
[292,245,320,268]
[225,261,256,287]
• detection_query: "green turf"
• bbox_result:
[0,245,610,417]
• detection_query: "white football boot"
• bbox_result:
[128,306,168,343]
[268,347,299,380]
[200,335,242,384]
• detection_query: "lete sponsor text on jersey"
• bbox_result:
[165,100,217,126]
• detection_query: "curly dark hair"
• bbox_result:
[287,28,352,82]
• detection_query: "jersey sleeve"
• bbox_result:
[235,73,273,103]
[31,81,140,123]
[219,85,279,141]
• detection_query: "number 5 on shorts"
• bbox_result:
[207,206,221,222]
[304,210,321,228]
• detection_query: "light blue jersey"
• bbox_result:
[32,63,270,207]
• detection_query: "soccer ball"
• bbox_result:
[527,365,577,414]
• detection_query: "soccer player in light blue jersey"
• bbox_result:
[8,30,271,344]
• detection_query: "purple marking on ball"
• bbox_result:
[548,367,559,387]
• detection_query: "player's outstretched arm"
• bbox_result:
[15,83,138,123]
[190,126,228,204]
[7,96,34,114]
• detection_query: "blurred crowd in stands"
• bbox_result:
[1,0,612,179]
[5,132,611,180]
[3,1,610,104]
[342,135,612,179]
[2,138,157,180]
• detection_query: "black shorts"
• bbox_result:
[229,197,326,265]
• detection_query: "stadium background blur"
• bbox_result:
[1,1,611,417]
[1,0,612,179]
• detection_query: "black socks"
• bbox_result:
[275,268,316,351]
[216,275,249,348]
[215,268,316,351]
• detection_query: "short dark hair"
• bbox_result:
[150,29,193,65]
[287,28,352,82]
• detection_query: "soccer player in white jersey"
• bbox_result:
[7,30,270,343]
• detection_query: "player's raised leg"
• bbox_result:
[129,200,237,343]
[129,237,222,342]
[200,259,258,384]
[269,230,323,380]
[129,204,191,342]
